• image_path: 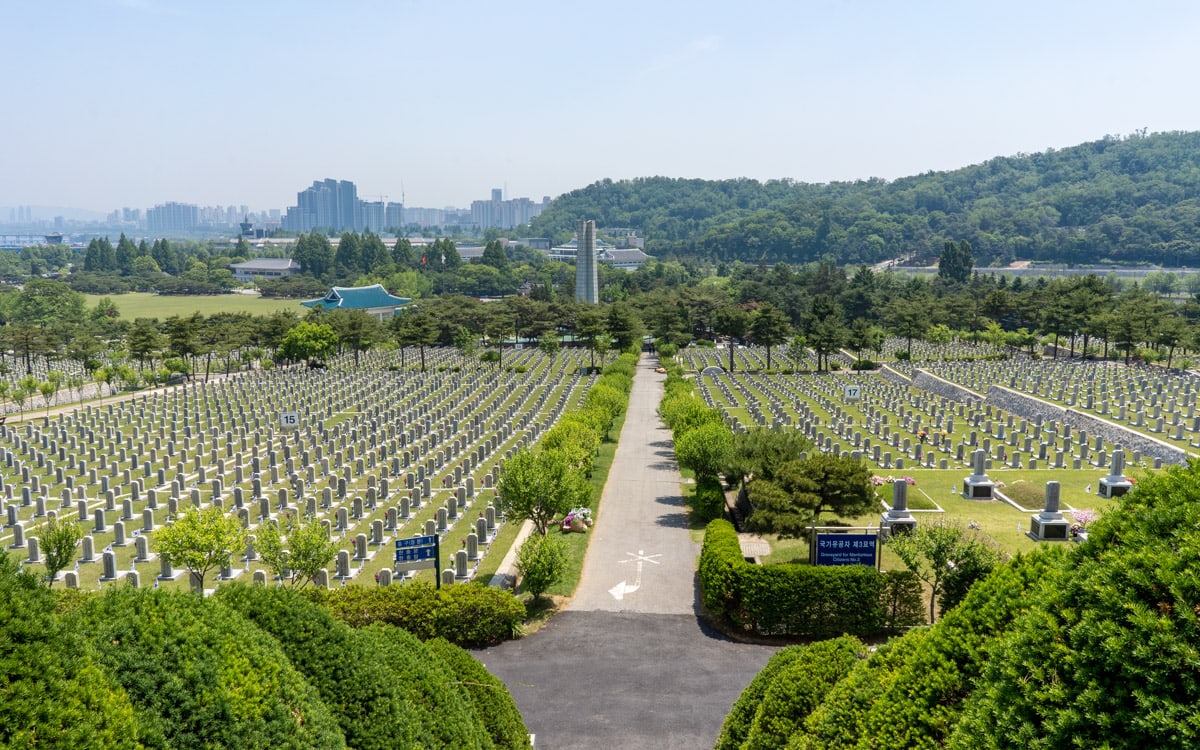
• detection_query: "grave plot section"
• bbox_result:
[913,358,1194,466]
[0,346,607,592]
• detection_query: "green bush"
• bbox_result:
[319,582,525,647]
[742,636,865,750]
[698,519,923,637]
[691,475,727,523]
[656,342,679,358]
[894,349,911,361]
[851,359,877,370]
[356,624,495,749]
[516,534,568,601]
[425,638,531,750]
[72,586,346,749]
[0,560,140,749]
[716,645,811,750]
[215,584,424,750]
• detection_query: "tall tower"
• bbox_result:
[575,219,599,304]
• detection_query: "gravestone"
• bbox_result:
[1030,481,1070,541]
[1098,448,1133,498]
[881,480,917,537]
[962,449,994,499]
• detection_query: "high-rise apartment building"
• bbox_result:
[470,188,547,230]
[146,202,200,233]
[283,179,361,232]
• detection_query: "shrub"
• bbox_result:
[699,519,923,637]
[72,586,346,749]
[851,359,878,370]
[716,645,811,750]
[515,534,568,601]
[356,624,494,749]
[894,349,912,361]
[742,636,866,750]
[0,559,140,749]
[691,475,727,523]
[656,342,679,359]
[319,582,525,647]
[214,584,424,750]
[426,638,531,750]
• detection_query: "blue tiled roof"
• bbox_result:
[302,284,411,310]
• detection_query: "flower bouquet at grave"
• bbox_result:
[562,507,592,533]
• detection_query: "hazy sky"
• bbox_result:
[6,0,1200,213]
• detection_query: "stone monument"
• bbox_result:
[962,448,995,499]
[1098,448,1133,499]
[880,479,917,538]
[1029,481,1070,541]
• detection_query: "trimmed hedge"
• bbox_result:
[426,638,531,750]
[72,587,346,750]
[699,519,923,637]
[317,581,525,647]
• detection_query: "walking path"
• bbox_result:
[477,358,777,749]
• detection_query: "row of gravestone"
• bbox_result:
[2,349,607,590]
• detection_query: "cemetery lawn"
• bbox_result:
[84,292,303,320]
[759,467,1122,565]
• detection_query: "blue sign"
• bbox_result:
[814,533,877,567]
[396,535,438,550]
[395,546,437,563]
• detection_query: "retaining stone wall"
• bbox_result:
[879,366,912,388]
[985,385,1188,465]
[911,369,985,405]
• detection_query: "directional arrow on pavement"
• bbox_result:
[610,550,661,600]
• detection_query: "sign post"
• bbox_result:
[395,534,441,588]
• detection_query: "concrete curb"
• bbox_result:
[488,519,536,590]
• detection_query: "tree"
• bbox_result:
[452,325,477,367]
[574,307,607,371]
[327,309,382,368]
[392,309,439,371]
[255,511,339,587]
[606,302,644,352]
[673,421,734,483]
[277,320,338,366]
[750,303,792,369]
[496,448,591,536]
[39,515,82,586]
[538,330,561,360]
[723,426,813,489]
[712,304,750,372]
[744,454,876,538]
[887,521,995,623]
[937,240,975,284]
[804,294,847,371]
[155,505,245,593]
[127,318,163,371]
[515,534,568,602]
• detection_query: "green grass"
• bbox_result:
[84,292,304,320]
[754,465,1123,567]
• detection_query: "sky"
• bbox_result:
[5,0,1200,214]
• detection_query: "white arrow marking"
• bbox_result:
[609,580,638,600]
[610,550,661,600]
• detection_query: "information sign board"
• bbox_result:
[843,385,862,402]
[814,533,877,566]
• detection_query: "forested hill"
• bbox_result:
[530,131,1200,267]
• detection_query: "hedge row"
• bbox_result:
[699,519,924,637]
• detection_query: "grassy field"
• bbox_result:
[84,292,305,320]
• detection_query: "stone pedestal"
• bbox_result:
[962,449,995,499]
[880,480,917,538]
[1098,448,1132,499]
[1030,481,1071,541]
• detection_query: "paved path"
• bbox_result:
[477,359,777,749]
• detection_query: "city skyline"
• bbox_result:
[6,1,1200,212]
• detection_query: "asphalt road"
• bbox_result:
[476,359,778,749]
